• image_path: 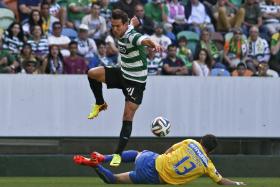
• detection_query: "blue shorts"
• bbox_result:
[129,150,160,184]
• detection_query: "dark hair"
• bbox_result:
[167,44,177,50]
[201,134,218,153]
[91,1,101,7]
[52,21,62,29]
[21,42,33,55]
[28,10,43,27]
[41,1,50,9]
[178,36,188,43]
[22,42,32,49]
[97,40,106,48]
[7,21,25,41]
[112,9,128,24]
[199,48,212,69]
[69,40,78,47]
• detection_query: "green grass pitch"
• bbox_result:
[0,177,279,187]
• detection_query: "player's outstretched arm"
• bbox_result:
[217,178,246,185]
[141,39,163,52]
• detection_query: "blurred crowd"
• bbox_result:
[0,0,280,77]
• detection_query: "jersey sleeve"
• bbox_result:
[128,31,148,46]
[206,161,223,183]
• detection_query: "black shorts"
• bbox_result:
[105,66,146,105]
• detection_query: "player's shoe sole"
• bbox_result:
[110,154,122,167]
[87,103,108,119]
[90,152,105,164]
[73,155,98,167]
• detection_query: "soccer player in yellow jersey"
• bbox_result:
[74,134,245,185]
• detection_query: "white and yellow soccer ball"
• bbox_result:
[151,116,171,137]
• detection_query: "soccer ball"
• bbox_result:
[151,116,171,137]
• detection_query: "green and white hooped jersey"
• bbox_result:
[118,27,148,83]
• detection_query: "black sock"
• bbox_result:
[88,76,104,105]
[115,121,132,154]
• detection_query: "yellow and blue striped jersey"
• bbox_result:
[155,139,222,185]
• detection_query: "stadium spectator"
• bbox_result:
[45,0,67,27]
[246,26,270,74]
[260,0,280,36]
[82,1,107,42]
[2,22,25,56]
[163,23,176,44]
[144,0,168,23]
[0,38,19,74]
[41,2,59,34]
[22,10,43,36]
[27,25,49,63]
[75,24,97,63]
[67,0,91,29]
[192,48,212,76]
[88,41,116,69]
[195,29,220,65]
[255,63,279,77]
[113,0,140,19]
[185,0,215,35]
[241,0,263,36]
[42,44,64,74]
[134,4,155,35]
[100,0,113,28]
[162,44,188,75]
[165,0,188,34]
[18,43,38,72]
[212,0,245,32]
[231,62,253,76]
[18,0,42,23]
[146,46,162,75]
[150,23,172,59]
[74,134,246,186]
[177,36,193,70]
[21,60,40,74]
[64,41,88,74]
[269,32,280,75]
[48,21,71,57]
[223,28,248,69]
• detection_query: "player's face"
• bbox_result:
[111,19,128,39]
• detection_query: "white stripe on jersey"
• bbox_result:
[121,67,147,77]
[121,60,142,68]
[121,50,140,59]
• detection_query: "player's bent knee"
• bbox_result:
[88,67,105,82]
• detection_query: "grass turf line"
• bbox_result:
[0,177,279,187]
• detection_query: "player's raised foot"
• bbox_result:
[110,154,122,167]
[90,151,105,164]
[73,155,98,167]
[87,102,108,119]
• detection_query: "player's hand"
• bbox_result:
[236,181,246,185]
[153,44,163,53]
[130,16,140,27]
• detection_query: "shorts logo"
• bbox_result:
[126,88,135,96]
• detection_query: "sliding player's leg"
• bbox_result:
[91,150,139,164]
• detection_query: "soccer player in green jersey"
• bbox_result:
[87,9,162,167]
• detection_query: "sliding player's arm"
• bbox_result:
[208,162,246,186]
[217,178,246,185]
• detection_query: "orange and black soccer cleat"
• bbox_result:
[73,155,99,167]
